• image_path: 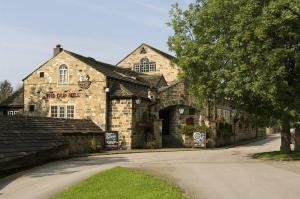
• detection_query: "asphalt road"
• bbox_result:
[1,134,300,199]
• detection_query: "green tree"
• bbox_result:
[0,80,13,103]
[168,0,300,153]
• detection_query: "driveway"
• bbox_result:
[1,134,300,199]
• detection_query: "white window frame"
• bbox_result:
[50,105,75,119]
[8,110,19,116]
[67,105,75,119]
[133,58,156,72]
[59,106,65,118]
[58,64,68,84]
[51,106,58,118]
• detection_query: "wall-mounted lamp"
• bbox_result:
[105,87,110,92]
[178,107,185,115]
[135,98,141,105]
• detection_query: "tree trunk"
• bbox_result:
[280,120,291,154]
[294,131,300,152]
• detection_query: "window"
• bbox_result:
[134,64,140,72]
[40,72,44,78]
[59,106,65,118]
[136,107,147,122]
[67,106,74,118]
[50,105,74,118]
[51,106,58,118]
[133,58,156,72]
[8,111,19,116]
[149,62,156,71]
[59,65,68,84]
[29,105,35,112]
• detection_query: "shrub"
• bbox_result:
[217,122,233,137]
[181,124,209,137]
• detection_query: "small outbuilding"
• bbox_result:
[0,116,104,175]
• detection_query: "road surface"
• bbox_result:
[1,134,300,199]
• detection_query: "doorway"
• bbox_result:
[159,109,170,135]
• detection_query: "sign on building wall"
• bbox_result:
[193,131,206,148]
[46,92,80,99]
[105,131,119,150]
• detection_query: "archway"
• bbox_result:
[158,105,199,148]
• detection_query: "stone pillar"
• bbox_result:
[153,119,163,148]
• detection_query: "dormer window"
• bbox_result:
[133,58,156,72]
[59,64,68,84]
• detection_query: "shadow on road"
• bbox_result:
[28,156,128,178]
[239,135,280,147]
[0,155,128,192]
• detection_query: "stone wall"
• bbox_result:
[213,123,265,147]
[117,44,179,83]
[0,145,69,176]
[63,134,104,154]
[132,100,151,148]
[23,51,108,129]
[108,99,133,149]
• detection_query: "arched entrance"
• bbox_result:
[158,105,199,148]
[155,80,200,147]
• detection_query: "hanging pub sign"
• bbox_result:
[193,131,206,148]
[105,131,119,150]
[78,72,91,89]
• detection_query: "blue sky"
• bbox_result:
[0,0,191,88]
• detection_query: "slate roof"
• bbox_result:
[144,43,177,61]
[65,50,155,87]
[110,80,149,99]
[0,129,67,165]
[0,116,103,171]
[0,116,103,134]
[22,47,167,99]
[0,87,24,108]
[137,74,166,88]
[158,79,185,93]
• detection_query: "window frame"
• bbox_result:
[133,58,156,72]
[50,105,75,119]
[51,106,58,118]
[8,110,19,116]
[39,72,45,78]
[29,105,35,112]
[67,105,75,119]
[58,64,69,84]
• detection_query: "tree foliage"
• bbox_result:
[0,80,13,103]
[168,0,300,153]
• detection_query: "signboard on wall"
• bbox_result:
[46,92,80,99]
[105,131,119,150]
[193,131,206,148]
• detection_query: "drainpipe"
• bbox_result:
[105,78,110,132]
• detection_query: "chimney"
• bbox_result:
[53,44,63,57]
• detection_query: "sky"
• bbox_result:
[0,0,192,88]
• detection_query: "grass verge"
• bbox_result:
[54,167,188,199]
[253,151,300,161]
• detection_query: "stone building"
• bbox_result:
[0,87,23,116]
[21,44,264,149]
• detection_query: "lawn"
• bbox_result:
[54,167,188,199]
[253,151,300,161]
